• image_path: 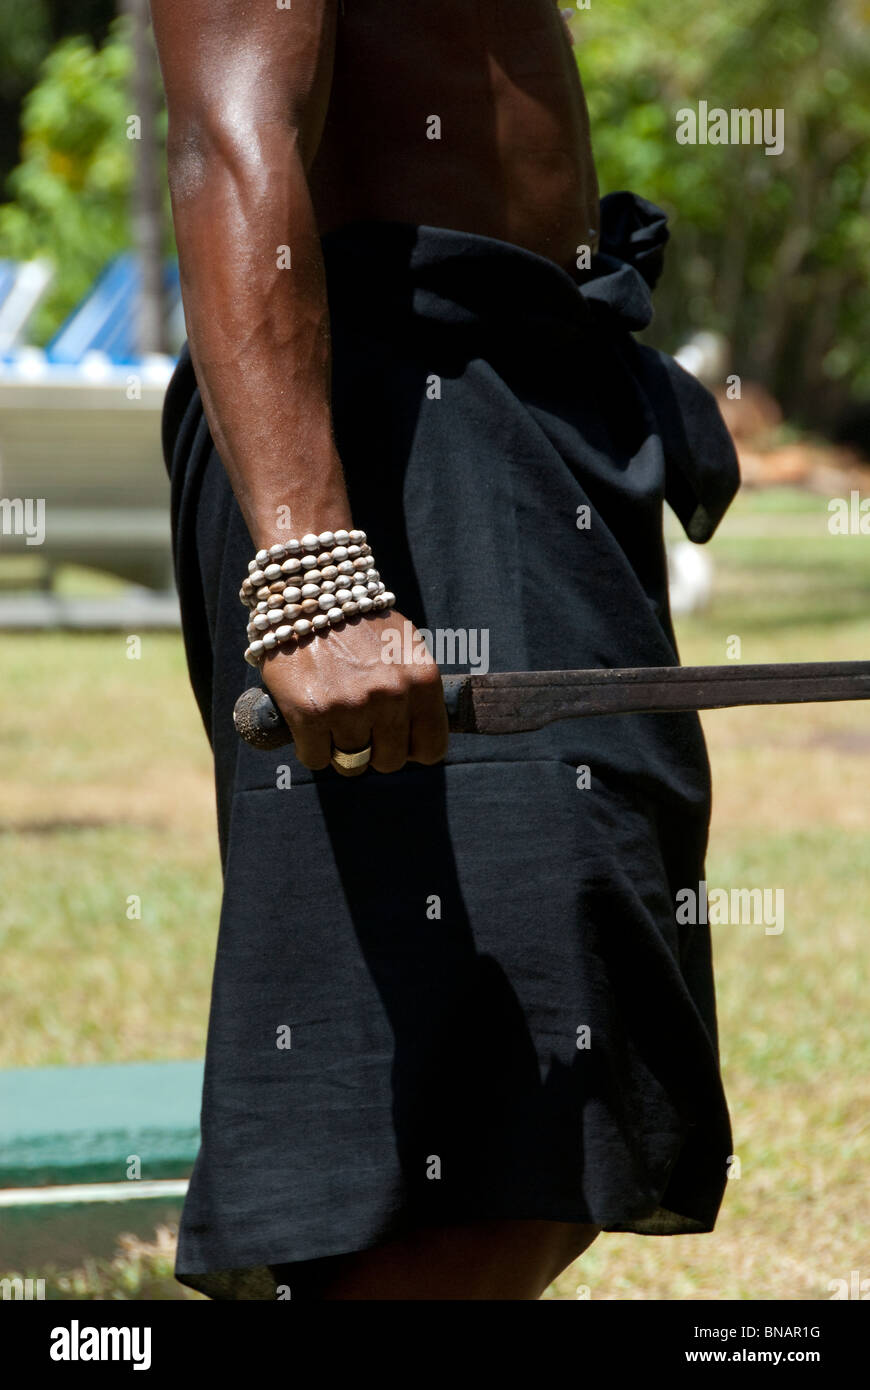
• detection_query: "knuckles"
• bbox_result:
[282,667,442,729]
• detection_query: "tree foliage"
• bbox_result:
[0,16,168,345]
[579,0,870,423]
[0,1,116,189]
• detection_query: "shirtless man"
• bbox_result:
[151,0,600,1301]
[152,0,735,1301]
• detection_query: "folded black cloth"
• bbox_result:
[593,190,740,542]
[162,196,737,1299]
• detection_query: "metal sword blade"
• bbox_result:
[447,662,870,734]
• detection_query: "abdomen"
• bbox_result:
[309,0,599,272]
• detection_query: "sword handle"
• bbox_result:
[233,675,472,750]
[233,687,291,750]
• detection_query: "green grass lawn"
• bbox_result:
[2,485,868,1298]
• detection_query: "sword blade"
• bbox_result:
[448,662,870,734]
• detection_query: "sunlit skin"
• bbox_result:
[151,0,601,1298]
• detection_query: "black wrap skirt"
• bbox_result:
[162,192,740,1299]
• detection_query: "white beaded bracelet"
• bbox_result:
[239,528,396,666]
[239,543,374,608]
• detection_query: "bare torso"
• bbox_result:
[309,0,600,272]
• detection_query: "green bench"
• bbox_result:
[0,1061,202,1270]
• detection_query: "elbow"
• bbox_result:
[166,114,304,206]
[166,123,211,205]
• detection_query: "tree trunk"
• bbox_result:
[120,0,166,354]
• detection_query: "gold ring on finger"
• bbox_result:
[330,742,372,775]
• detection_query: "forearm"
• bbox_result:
[168,123,351,549]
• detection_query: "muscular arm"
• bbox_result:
[152,0,447,773]
[151,0,346,545]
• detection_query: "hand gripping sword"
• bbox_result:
[232,662,870,751]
